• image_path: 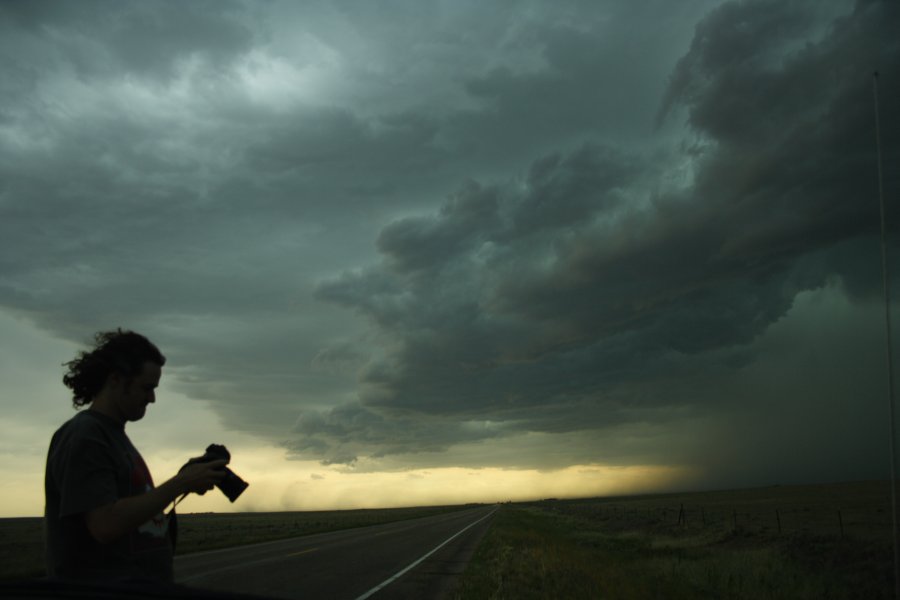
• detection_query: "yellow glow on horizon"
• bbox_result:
[1,435,694,517]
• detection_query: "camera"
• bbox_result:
[196,444,249,502]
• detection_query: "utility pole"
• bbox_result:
[873,71,899,600]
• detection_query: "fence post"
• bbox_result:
[776,509,781,534]
[838,510,844,540]
[733,509,738,533]
[678,503,685,527]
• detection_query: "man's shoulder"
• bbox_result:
[51,411,119,448]
[54,410,101,433]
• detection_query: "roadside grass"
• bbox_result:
[0,504,476,582]
[452,507,695,599]
[452,482,893,599]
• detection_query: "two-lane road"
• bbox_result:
[175,506,497,600]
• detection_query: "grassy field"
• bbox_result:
[451,480,894,599]
[5,480,893,597]
[0,504,474,581]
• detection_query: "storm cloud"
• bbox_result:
[307,0,899,469]
[1,0,897,488]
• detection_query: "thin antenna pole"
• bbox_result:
[874,70,899,600]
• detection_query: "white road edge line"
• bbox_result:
[353,507,498,600]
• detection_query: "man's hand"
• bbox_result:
[176,459,228,495]
[85,459,229,544]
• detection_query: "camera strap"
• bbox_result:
[171,492,189,510]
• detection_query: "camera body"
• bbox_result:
[197,444,249,502]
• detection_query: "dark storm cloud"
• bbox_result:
[303,0,899,466]
[438,1,717,170]
[1,0,697,445]
[0,0,253,81]
[1,0,896,481]
[288,402,513,466]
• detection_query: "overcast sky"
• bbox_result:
[1,0,899,517]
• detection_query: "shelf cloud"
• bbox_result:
[1,0,897,496]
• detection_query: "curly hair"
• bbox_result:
[62,329,166,408]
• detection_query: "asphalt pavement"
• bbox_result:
[174,505,497,600]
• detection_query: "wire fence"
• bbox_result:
[533,480,893,542]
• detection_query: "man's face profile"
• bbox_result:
[111,362,162,422]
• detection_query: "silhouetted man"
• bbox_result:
[44,329,227,582]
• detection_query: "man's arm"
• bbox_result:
[85,459,227,544]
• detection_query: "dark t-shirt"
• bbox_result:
[44,410,174,582]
